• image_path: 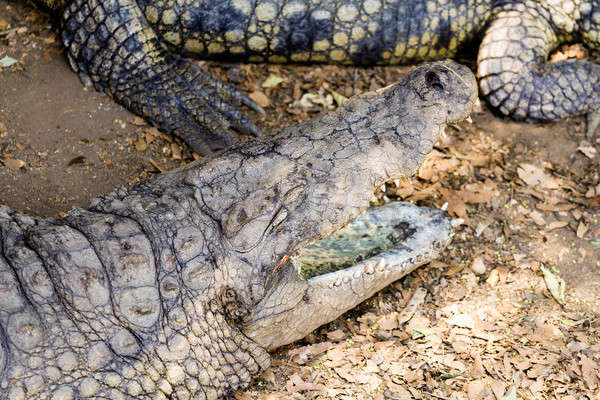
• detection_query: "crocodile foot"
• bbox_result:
[113,55,264,154]
[62,0,264,155]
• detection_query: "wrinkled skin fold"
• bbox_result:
[33,0,600,152]
[0,61,477,399]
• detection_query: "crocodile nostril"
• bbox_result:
[425,71,445,91]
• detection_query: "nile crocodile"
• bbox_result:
[0,61,477,399]
[33,0,600,154]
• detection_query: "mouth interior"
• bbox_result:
[296,205,418,279]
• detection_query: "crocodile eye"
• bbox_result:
[425,71,445,91]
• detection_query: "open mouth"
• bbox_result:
[243,201,455,350]
[297,203,421,279]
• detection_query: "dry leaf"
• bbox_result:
[326,329,346,342]
[377,313,399,331]
[131,116,148,126]
[580,355,599,389]
[261,74,285,88]
[447,313,475,329]
[546,221,568,231]
[517,163,559,189]
[299,93,334,109]
[540,265,566,305]
[331,90,348,106]
[470,257,486,274]
[576,222,589,238]
[536,202,576,212]
[135,137,148,151]
[3,158,25,170]
[249,90,270,107]
[577,141,597,159]
[466,379,491,400]
[529,210,546,226]
[171,143,182,160]
[487,268,499,287]
[487,378,507,400]
[397,287,427,324]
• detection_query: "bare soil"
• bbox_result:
[1,1,599,399]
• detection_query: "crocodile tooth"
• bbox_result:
[465,116,473,123]
[353,270,361,279]
[375,259,385,272]
[364,263,374,274]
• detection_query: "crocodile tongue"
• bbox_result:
[242,201,452,350]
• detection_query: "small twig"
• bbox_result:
[0,28,19,37]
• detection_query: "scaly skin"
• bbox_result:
[0,61,477,399]
[32,0,600,153]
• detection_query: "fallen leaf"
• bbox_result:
[171,143,182,160]
[577,141,597,159]
[3,158,25,170]
[576,222,589,238]
[131,116,148,126]
[326,329,346,341]
[487,268,499,287]
[377,313,398,331]
[0,56,18,68]
[285,373,326,393]
[288,342,332,365]
[467,379,491,400]
[580,354,599,389]
[470,257,486,274]
[540,265,566,305]
[487,378,506,400]
[447,313,475,329]
[397,287,427,324]
[299,93,334,109]
[503,385,517,400]
[517,163,559,189]
[529,210,546,225]
[546,221,568,231]
[536,202,576,212]
[331,90,348,106]
[249,90,270,107]
[135,138,148,151]
[261,74,285,88]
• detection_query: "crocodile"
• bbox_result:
[31,0,600,154]
[0,61,477,399]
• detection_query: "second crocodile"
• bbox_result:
[32,0,600,153]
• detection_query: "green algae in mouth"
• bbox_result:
[297,208,417,280]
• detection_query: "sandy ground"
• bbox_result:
[1,1,599,399]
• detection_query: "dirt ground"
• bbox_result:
[1,1,599,399]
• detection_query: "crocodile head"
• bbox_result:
[235,60,479,349]
[0,61,476,399]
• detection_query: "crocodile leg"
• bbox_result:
[61,0,264,154]
[477,2,600,134]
